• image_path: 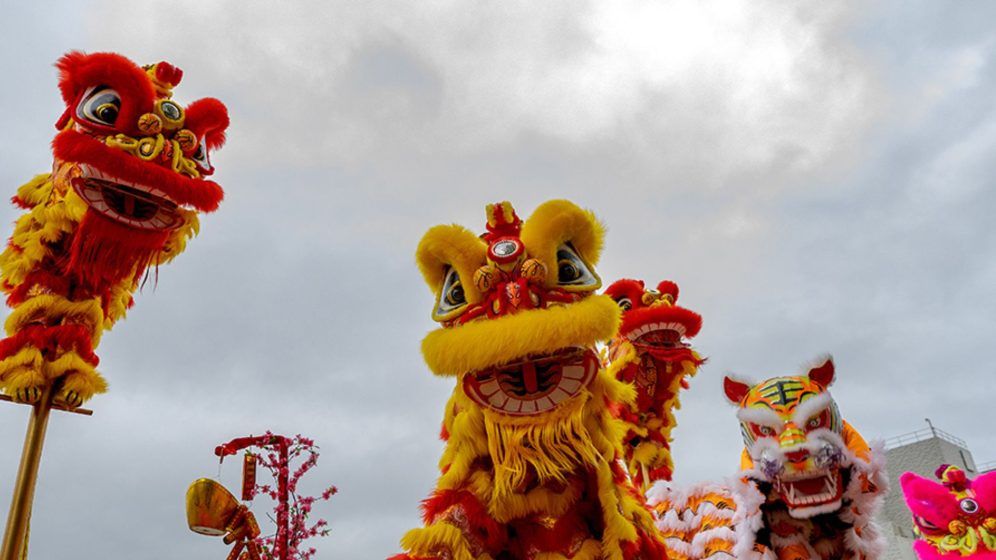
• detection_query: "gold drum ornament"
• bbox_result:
[185,478,240,536]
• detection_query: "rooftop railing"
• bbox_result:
[978,460,996,473]
[884,426,968,450]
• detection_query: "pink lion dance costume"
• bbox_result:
[901,465,996,559]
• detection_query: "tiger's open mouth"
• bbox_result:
[775,470,843,510]
[463,347,598,415]
[73,164,181,231]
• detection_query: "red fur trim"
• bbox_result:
[11,195,31,210]
[184,97,230,151]
[6,270,72,306]
[635,528,669,560]
[53,131,224,211]
[611,459,629,483]
[618,304,702,338]
[66,211,169,290]
[656,279,679,301]
[152,61,183,88]
[648,464,672,481]
[439,423,449,442]
[56,51,157,137]
[0,324,98,365]
[604,278,644,302]
[420,489,503,551]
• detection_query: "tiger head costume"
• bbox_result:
[901,465,996,559]
[721,356,887,558]
[649,356,886,560]
[0,51,228,407]
[392,200,665,560]
[604,278,704,489]
[724,357,879,517]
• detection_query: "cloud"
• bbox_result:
[85,0,879,186]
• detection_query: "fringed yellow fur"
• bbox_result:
[45,352,107,394]
[422,295,620,375]
[520,200,605,288]
[0,178,88,286]
[0,165,204,405]
[0,347,46,394]
[416,224,488,305]
[158,208,200,266]
[4,295,105,345]
[400,522,485,560]
[483,393,600,501]
[608,338,703,481]
[401,200,662,558]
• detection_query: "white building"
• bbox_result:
[878,423,993,560]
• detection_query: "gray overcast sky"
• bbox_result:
[1,1,994,558]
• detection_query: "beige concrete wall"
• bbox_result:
[877,436,978,559]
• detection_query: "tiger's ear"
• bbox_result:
[415,224,487,303]
[723,376,752,405]
[807,355,835,388]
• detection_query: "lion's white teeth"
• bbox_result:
[78,164,170,200]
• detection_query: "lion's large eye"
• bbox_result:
[191,138,212,172]
[555,244,599,291]
[616,297,632,311]
[434,267,468,320]
[155,99,185,129]
[77,86,121,127]
[960,498,979,514]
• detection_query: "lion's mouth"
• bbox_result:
[627,322,686,348]
[463,347,598,415]
[775,470,843,509]
[73,164,181,230]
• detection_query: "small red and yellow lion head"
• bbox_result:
[604,278,704,487]
[0,51,230,407]
[46,51,229,288]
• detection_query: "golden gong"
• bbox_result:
[185,478,239,536]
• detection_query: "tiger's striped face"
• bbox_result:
[724,357,849,518]
[736,376,843,454]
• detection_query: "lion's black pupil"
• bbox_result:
[560,263,578,281]
[98,106,117,121]
[450,285,464,303]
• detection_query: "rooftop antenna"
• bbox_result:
[925,418,937,438]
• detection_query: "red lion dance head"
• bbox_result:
[0,51,229,407]
[604,278,704,488]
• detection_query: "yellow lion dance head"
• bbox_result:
[417,199,620,494]
[398,200,664,560]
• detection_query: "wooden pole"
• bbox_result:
[0,384,56,560]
